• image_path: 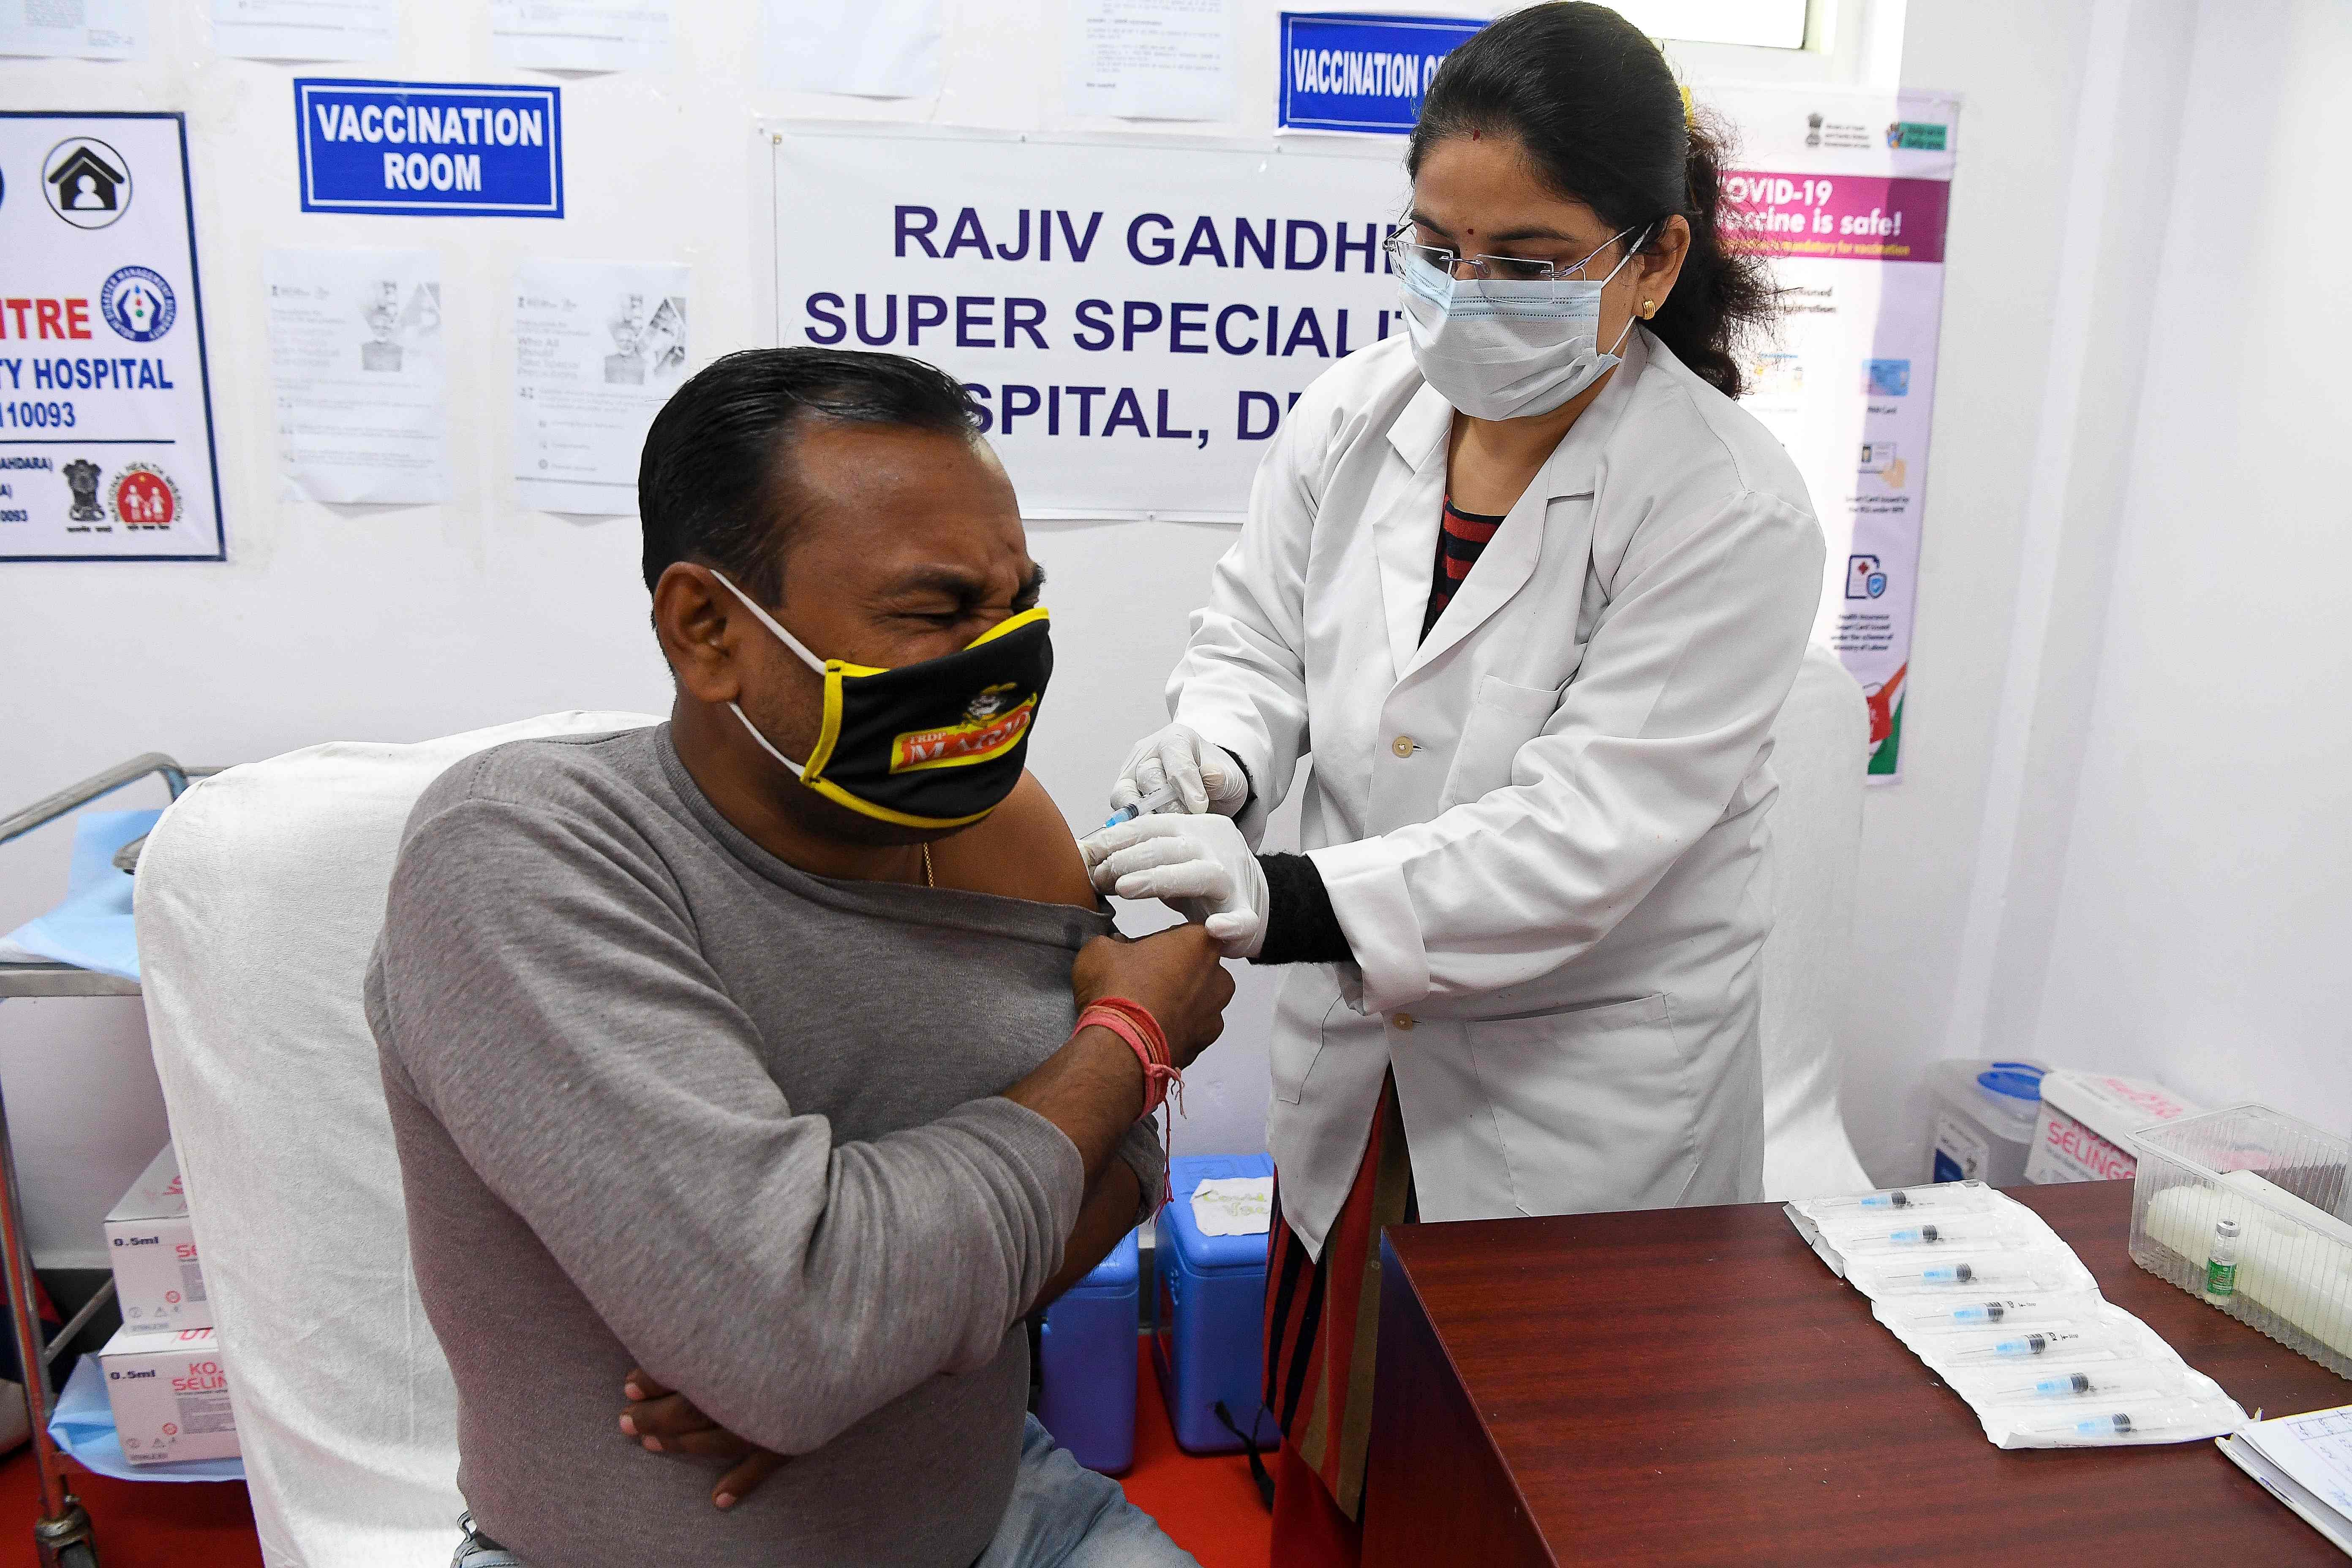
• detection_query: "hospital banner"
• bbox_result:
[767,124,1407,522]
[0,112,225,562]
[1708,85,1960,780]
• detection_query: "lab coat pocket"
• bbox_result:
[1440,674,1565,808]
[1270,972,1345,1105]
[1465,993,1701,1218]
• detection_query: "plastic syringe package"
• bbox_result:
[1787,1183,2247,1449]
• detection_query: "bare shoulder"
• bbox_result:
[927,771,1100,910]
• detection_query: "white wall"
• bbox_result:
[2020,0,2352,1122]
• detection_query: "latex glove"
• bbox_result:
[1081,813,1269,960]
[1110,723,1250,818]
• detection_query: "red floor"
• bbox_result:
[0,1343,1270,1567]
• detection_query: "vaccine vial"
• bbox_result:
[2204,1217,2240,1299]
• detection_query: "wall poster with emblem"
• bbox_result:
[1701,84,1960,781]
[0,112,225,562]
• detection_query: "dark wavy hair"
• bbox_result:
[1406,1,1773,397]
[639,347,979,602]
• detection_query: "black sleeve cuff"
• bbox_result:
[1253,852,1354,966]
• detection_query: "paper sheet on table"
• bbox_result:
[266,248,448,505]
[765,0,942,97]
[491,0,671,71]
[0,809,160,981]
[47,1356,245,1483]
[2221,1403,2352,1554]
[1064,0,1237,121]
[1190,1175,1271,1236]
[0,0,143,58]
[213,0,395,60]
[513,260,690,514]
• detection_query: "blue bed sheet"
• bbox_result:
[46,1355,245,1483]
[0,808,160,982]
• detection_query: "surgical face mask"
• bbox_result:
[1396,229,1645,422]
[710,571,1053,831]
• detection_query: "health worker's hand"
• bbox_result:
[1082,813,1269,961]
[1110,724,1250,818]
[618,1367,788,1510]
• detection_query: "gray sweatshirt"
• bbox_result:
[365,725,1154,1567]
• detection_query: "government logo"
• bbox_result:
[110,463,181,528]
[101,267,176,342]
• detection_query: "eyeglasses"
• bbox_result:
[1383,222,1653,285]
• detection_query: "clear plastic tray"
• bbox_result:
[2127,1103,2352,1378]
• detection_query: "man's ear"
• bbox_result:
[652,563,746,705]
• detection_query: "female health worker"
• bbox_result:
[1082,4,1826,1559]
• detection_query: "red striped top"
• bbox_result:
[1421,495,1507,641]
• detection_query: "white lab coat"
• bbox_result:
[1167,327,1826,1257]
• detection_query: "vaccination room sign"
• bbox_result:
[1710,84,1960,780]
[294,79,564,218]
[0,112,224,562]
[768,125,1407,522]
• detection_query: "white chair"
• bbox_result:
[1758,644,1875,1200]
[134,712,659,1567]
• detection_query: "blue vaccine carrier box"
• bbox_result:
[1152,1153,1281,1454]
[1036,1229,1139,1473]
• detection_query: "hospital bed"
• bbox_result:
[57,655,1863,1568]
[0,753,212,1568]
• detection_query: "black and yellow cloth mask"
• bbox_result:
[713,571,1052,830]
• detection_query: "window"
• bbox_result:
[1610,0,1813,51]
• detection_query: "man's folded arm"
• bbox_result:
[370,794,1085,1456]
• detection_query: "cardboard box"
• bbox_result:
[105,1144,208,1335]
[98,1324,239,1465]
[2025,1070,2204,1184]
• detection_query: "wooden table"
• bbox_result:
[1363,1181,2352,1565]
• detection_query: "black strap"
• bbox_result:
[1213,1400,1276,1511]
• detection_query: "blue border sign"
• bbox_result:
[294,79,563,218]
[0,111,227,562]
[1278,12,1486,135]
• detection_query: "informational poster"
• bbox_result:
[1276,11,1481,135]
[0,113,224,562]
[213,0,395,60]
[1707,85,1960,779]
[1066,0,1238,121]
[768,125,1404,520]
[513,260,688,514]
[0,0,143,58]
[264,248,446,505]
[490,0,671,72]
[764,0,941,98]
[294,79,564,219]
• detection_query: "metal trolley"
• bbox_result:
[0,755,211,1568]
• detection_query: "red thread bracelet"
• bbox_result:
[1077,998,1183,1212]
[1076,999,1180,1116]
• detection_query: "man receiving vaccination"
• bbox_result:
[368,348,1230,1566]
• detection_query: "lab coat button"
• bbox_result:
[1391,1013,1416,1031]
[1391,735,1416,758]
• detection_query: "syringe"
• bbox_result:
[1103,782,1181,828]
[1989,1371,2172,1403]
[1813,1182,1987,1212]
[2017,1409,2206,1442]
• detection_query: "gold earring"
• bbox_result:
[1641,299,1656,318]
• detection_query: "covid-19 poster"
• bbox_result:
[0,112,225,562]
[1708,85,1959,781]
[768,124,1406,522]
